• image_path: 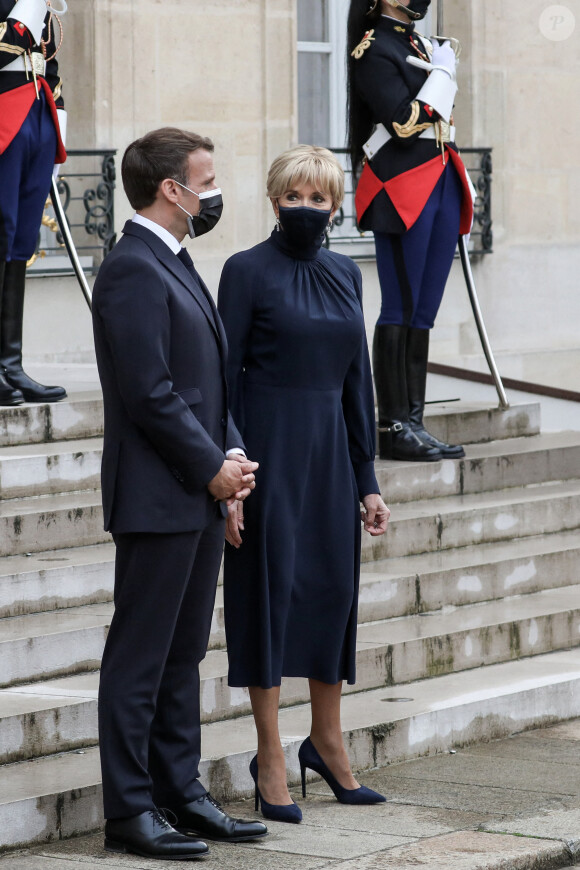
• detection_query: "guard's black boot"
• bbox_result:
[372,323,442,462]
[0,260,67,403]
[0,260,24,406]
[406,326,465,458]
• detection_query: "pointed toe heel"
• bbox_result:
[298,737,386,805]
[249,755,302,823]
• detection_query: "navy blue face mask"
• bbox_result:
[277,206,332,248]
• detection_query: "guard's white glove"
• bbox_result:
[53,108,67,178]
[416,39,458,124]
[431,38,456,80]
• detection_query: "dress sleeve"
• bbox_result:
[355,49,436,147]
[217,254,254,438]
[341,266,380,500]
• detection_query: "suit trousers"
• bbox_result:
[373,162,462,330]
[98,510,225,819]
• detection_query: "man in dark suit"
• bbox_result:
[93,127,267,861]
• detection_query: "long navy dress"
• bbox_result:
[217,228,379,689]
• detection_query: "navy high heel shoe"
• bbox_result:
[249,755,302,823]
[298,737,386,805]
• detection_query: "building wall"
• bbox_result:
[431,0,580,388]
[30,1,580,391]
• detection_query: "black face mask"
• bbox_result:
[175,181,223,238]
[277,206,331,248]
[390,0,431,20]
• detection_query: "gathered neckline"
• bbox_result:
[268,227,325,262]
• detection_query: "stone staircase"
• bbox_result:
[1,394,580,853]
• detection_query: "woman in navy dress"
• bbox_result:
[217,146,390,823]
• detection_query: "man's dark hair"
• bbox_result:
[121,127,214,210]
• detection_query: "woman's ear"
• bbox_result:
[270,197,279,219]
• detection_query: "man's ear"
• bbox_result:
[159,178,180,204]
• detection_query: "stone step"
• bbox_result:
[8,578,577,712]
[0,396,538,449]
[0,543,115,619]
[0,439,102,500]
[202,584,580,720]
[1,648,579,852]
[377,431,580,505]
[0,391,103,448]
[205,531,580,649]
[0,491,109,557]
[0,428,571,506]
[0,673,98,765]
[9,524,576,625]
[357,530,580,623]
[362,478,580,562]
[0,604,112,688]
[422,400,540,445]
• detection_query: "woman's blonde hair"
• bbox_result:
[266,145,345,209]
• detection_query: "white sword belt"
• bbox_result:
[363,121,456,161]
[0,52,46,77]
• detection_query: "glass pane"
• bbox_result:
[298,52,330,145]
[298,0,328,42]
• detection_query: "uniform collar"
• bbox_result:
[379,14,416,36]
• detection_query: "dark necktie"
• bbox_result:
[177,246,196,277]
[176,247,219,335]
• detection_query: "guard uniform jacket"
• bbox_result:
[0,0,65,158]
[351,16,472,235]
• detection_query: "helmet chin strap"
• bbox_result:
[389,0,424,21]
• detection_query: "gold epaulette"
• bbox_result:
[392,101,434,138]
[0,22,6,42]
[351,29,375,60]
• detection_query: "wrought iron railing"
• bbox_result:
[28,149,117,276]
[325,146,492,259]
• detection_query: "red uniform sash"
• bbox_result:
[0,78,66,162]
[355,147,473,235]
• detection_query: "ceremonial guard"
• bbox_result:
[0,0,67,405]
[347,0,473,460]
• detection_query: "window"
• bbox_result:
[297,0,348,148]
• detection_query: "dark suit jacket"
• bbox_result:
[92,220,243,534]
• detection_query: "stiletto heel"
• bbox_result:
[297,737,386,805]
[254,783,259,812]
[249,755,302,823]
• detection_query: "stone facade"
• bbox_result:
[26,1,579,390]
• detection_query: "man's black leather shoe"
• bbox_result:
[171,793,268,842]
[104,808,209,860]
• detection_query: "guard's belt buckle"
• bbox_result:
[30,52,46,77]
[437,120,452,144]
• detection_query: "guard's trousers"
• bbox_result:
[0,90,57,261]
[374,161,462,330]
